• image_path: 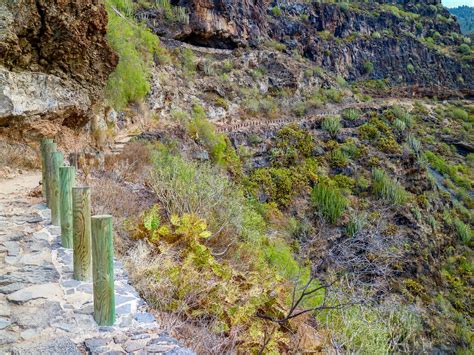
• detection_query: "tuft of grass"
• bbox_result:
[311,184,347,224]
[342,108,361,121]
[372,168,408,205]
[322,116,342,138]
[454,218,472,244]
[346,212,367,237]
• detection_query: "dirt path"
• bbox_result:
[0,172,192,354]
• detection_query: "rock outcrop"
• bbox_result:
[142,0,472,94]
[0,0,117,131]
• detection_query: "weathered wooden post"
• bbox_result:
[72,187,92,281]
[91,215,115,326]
[50,151,64,226]
[59,166,76,248]
[44,142,57,207]
[40,138,53,199]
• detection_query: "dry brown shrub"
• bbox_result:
[125,242,239,354]
[0,140,40,170]
[89,175,156,255]
[104,141,152,182]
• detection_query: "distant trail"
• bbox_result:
[215,101,382,133]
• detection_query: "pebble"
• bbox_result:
[0,318,11,330]
[134,312,155,324]
[7,283,62,303]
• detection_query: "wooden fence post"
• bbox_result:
[91,215,115,326]
[50,151,64,226]
[40,138,53,199]
[72,187,92,281]
[44,142,57,207]
[59,166,76,248]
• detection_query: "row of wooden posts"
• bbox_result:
[40,138,115,326]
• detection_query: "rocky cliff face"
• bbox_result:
[0,0,117,133]
[144,0,472,94]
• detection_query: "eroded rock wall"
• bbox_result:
[0,0,117,133]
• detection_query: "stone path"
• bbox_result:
[0,172,193,354]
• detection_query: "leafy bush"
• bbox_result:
[271,124,315,167]
[459,43,471,55]
[372,168,408,205]
[322,116,342,138]
[329,148,349,168]
[187,105,242,175]
[271,6,282,16]
[311,184,347,224]
[247,167,308,207]
[131,148,322,352]
[451,108,468,121]
[150,150,244,233]
[393,119,406,132]
[363,61,374,74]
[105,0,160,110]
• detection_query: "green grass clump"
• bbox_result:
[423,151,471,190]
[311,184,347,224]
[322,116,342,137]
[454,218,472,244]
[271,6,282,16]
[372,168,408,205]
[451,108,468,121]
[346,212,366,237]
[342,108,361,121]
[105,0,160,110]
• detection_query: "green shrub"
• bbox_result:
[149,149,244,235]
[329,148,349,168]
[181,48,196,75]
[292,101,307,117]
[105,0,160,110]
[407,63,415,74]
[323,88,343,103]
[271,6,282,16]
[322,116,342,137]
[454,218,472,244]
[363,61,374,74]
[372,168,408,205]
[311,184,347,224]
[459,43,471,55]
[451,108,468,121]
[247,167,308,207]
[187,105,242,175]
[272,124,315,167]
